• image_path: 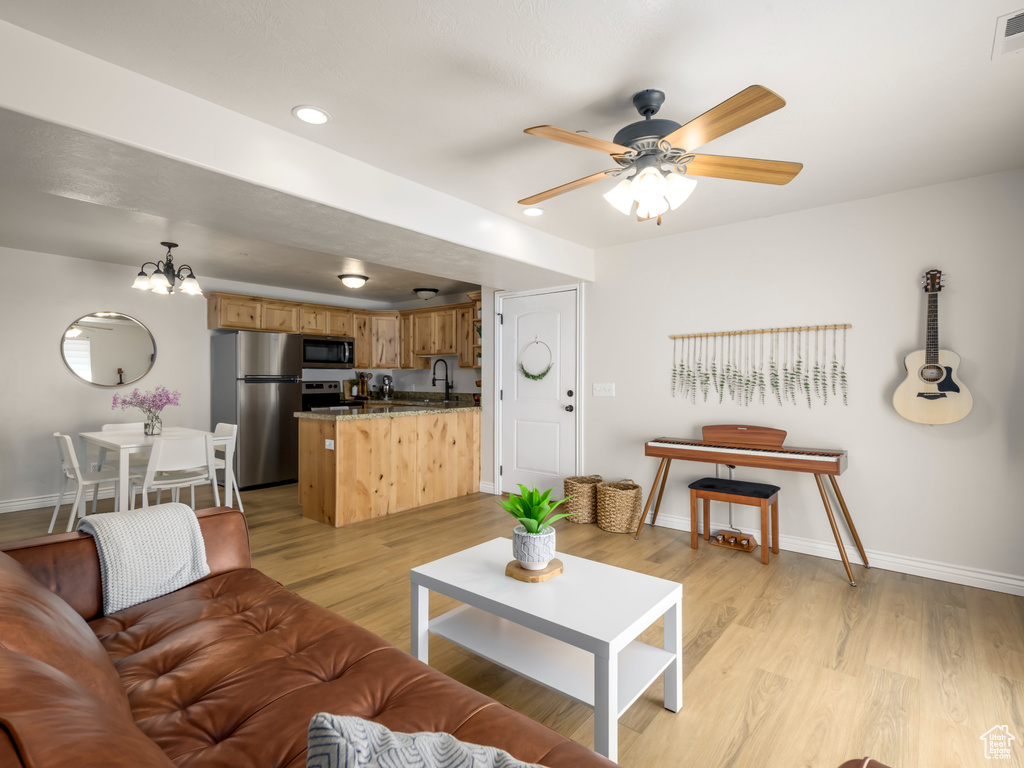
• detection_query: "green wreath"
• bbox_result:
[519,339,553,381]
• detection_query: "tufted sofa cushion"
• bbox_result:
[90,566,608,768]
[1,509,613,768]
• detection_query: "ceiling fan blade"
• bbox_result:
[524,125,631,156]
[518,170,618,205]
[682,154,803,185]
[661,85,786,152]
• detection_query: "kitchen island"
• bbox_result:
[296,401,481,527]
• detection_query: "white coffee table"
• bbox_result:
[410,538,682,762]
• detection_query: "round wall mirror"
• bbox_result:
[61,312,156,387]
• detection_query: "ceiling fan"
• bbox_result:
[518,85,802,224]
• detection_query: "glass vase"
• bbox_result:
[144,413,162,436]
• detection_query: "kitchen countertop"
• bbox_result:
[295,400,480,421]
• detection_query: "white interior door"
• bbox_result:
[498,288,578,493]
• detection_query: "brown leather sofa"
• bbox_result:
[0,507,615,768]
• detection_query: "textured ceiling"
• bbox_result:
[0,0,1022,281]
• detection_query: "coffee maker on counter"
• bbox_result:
[379,374,394,400]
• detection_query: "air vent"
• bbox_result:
[993,9,1024,58]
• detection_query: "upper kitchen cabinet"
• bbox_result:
[400,314,429,370]
[434,308,457,355]
[457,306,475,368]
[352,312,371,368]
[300,305,328,335]
[207,293,261,330]
[261,302,301,333]
[327,308,353,337]
[371,314,400,368]
[207,292,299,333]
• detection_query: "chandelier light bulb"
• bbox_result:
[664,172,697,210]
[131,271,151,290]
[602,178,635,216]
[148,270,170,290]
[631,165,666,207]
[179,275,203,295]
[636,196,669,220]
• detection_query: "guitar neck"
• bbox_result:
[926,292,939,364]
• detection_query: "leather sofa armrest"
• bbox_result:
[1,507,250,620]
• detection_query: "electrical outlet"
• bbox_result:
[325,439,335,450]
[593,383,615,397]
[88,462,99,473]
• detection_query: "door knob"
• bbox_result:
[564,405,574,412]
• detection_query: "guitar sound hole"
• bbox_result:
[919,364,945,383]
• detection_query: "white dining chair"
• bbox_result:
[49,433,128,534]
[131,435,220,510]
[213,423,243,512]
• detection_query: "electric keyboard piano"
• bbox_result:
[637,425,868,585]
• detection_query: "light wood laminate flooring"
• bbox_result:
[3,485,1022,767]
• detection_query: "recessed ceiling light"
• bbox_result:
[523,208,545,217]
[292,105,331,125]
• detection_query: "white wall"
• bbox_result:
[584,168,1024,593]
[0,248,212,508]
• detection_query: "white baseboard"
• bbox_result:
[0,488,118,515]
[478,481,497,495]
[644,510,1024,597]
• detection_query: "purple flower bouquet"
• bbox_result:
[112,386,180,435]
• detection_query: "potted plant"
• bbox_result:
[500,484,571,570]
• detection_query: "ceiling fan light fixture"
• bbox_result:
[602,178,635,216]
[664,172,697,210]
[631,163,666,207]
[523,207,545,217]
[636,196,669,221]
[414,288,439,300]
[339,274,368,289]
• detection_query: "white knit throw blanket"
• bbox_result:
[77,503,210,614]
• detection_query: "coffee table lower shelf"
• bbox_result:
[430,605,675,716]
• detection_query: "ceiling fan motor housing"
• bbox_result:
[612,118,682,149]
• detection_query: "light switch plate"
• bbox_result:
[593,383,615,397]
[325,439,335,450]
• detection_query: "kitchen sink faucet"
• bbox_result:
[431,359,453,401]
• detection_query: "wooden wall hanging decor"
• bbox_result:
[669,324,852,407]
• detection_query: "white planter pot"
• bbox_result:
[512,525,556,570]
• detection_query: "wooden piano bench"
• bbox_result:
[688,478,780,565]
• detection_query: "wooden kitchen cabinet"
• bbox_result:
[457,307,475,368]
[327,308,352,337]
[207,293,261,330]
[300,305,328,335]
[401,313,429,369]
[412,312,434,356]
[371,314,400,368]
[352,312,371,368]
[434,308,457,355]
[261,302,301,333]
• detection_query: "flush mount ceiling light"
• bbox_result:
[291,105,331,124]
[338,274,368,289]
[523,207,545,217]
[131,242,203,295]
[518,86,802,224]
[414,288,439,300]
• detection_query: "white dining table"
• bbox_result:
[78,427,235,513]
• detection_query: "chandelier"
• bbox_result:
[131,242,203,295]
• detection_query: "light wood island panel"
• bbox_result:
[298,410,480,527]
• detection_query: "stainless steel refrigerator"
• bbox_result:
[211,332,302,489]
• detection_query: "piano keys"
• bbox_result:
[637,424,868,585]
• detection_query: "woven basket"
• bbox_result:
[596,480,643,534]
[562,475,603,524]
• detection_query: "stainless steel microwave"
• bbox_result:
[301,335,354,368]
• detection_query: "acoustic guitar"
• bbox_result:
[892,269,972,424]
